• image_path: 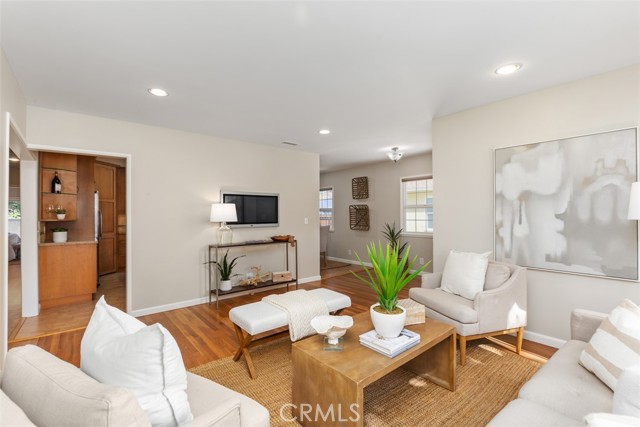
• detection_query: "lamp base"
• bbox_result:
[217,223,233,245]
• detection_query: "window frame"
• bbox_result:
[319,186,335,232]
[401,175,433,236]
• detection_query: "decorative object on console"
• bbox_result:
[212,250,244,291]
[351,242,430,338]
[495,127,638,280]
[352,176,369,199]
[310,315,354,351]
[52,227,68,243]
[210,203,237,245]
[349,204,370,230]
[387,147,403,162]
[272,270,292,283]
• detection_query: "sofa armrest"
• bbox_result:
[570,309,606,342]
[474,267,527,333]
[421,272,442,289]
[191,398,241,427]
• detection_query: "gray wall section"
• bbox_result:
[320,153,433,271]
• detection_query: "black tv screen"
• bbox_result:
[222,192,279,228]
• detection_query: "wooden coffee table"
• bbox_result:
[291,312,456,427]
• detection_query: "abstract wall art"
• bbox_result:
[494,128,638,280]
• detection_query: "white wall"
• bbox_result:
[0,47,27,367]
[320,153,433,270]
[433,65,640,342]
[27,107,320,314]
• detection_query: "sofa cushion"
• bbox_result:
[440,250,490,300]
[1,345,150,427]
[81,297,193,427]
[487,398,581,427]
[408,288,477,324]
[484,262,511,290]
[613,363,640,417]
[580,299,640,390]
[519,340,612,420]
[187,373,269,427]
[583,412,640,427]
[0,388,37,427]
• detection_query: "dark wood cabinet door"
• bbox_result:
[95,163,117,275]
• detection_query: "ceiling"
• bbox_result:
[1,1,639,172]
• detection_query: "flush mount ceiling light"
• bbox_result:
[147,88,168,97]
[495,63,522,75]
[387,147,403,162]
[319,129,331,135]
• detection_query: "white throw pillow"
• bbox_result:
[81,297,193,427]
[440,250,491,300]
[613,363,640,417]
[583,413,640,427]
[580,299,640,391]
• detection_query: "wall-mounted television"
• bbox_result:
[221,191,279,228]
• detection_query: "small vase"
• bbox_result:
[219,280,232,291]
[370,304,406,339]
[52,231,68,243]
[56,214,66,220]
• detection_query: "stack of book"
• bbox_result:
[359,329,421,358]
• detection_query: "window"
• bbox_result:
[402,176,433,233]
[319,187,334,231]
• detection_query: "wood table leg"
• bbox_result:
[232,324,257,379]
[405,331,456,391]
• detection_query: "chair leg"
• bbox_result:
[459,335,467,366]
[232,324,257,379]
[516,326,524,355]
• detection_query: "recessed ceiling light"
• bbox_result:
[495,63,522,75]
[148,88,168,97]
[319,129,331,135]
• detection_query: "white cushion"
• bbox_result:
[81,297,193,427]
[440,250,491,300]
[613,363,640,417]
[583,413,640,427]
[0,389,37,427]
[580,299,640,390]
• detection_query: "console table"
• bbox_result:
[208,240,298,308]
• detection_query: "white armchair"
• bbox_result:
[409,261,527,365]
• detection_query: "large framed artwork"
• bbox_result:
[494,128,639,281]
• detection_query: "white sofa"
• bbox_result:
[488,309,612,426]
[0,345,269,427]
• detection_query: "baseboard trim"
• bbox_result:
[327,256,372,267]
[523,330,566,349]
[129,296,209,317]
[129,276,321,317]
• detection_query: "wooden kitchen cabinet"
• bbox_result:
[38,242,97,308]
[40,152,78,222]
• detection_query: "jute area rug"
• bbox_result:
[190,337,541,427]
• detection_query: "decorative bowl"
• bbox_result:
[310,315,354,345]
[271,235,291,242]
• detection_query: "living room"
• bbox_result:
[1,1,639,427]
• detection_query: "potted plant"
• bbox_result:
[55,207,67,220]
[352,242,430,338]
[213,250,244,291]
[52,227,68,243]
[382,222,408,256]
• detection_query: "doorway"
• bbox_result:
[7,149,22,340]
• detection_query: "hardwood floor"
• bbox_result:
[8,266,556,369]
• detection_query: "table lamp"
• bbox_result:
[210,203,237,244]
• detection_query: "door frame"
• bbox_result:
[27,143,133,314]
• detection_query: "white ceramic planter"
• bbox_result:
[52,231,68,243]
[370,303,406,339]
[56,213,66,220]
[219,280,232,291]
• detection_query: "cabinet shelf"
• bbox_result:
[214,279,298,296]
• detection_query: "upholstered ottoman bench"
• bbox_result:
[229,288,351,378]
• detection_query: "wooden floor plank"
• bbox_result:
[8,267,557,368]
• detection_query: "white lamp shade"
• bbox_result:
[210,203,237,223]
[629,182,640,220]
